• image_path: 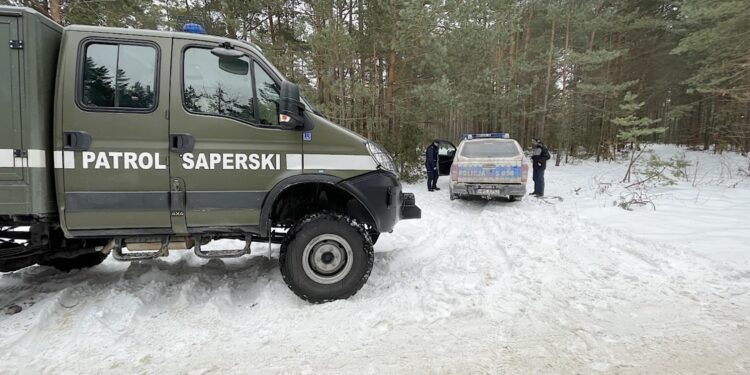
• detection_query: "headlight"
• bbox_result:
[366,141,398,175]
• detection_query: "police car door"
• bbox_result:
[60,33,172,232]
[169,39,300,233]
[437,140,456,175]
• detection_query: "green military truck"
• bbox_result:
[0,7,420,302]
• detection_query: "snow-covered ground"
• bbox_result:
[1,145,749,374]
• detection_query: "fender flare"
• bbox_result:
[258,174,376,234]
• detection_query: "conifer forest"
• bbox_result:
[7,0,750,176]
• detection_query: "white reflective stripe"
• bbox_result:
[53,151,63,168]
[53,151,75,169]
[14,156,26,168]
[0,149,14,168]
[3,150,378,170]
[286,154,302,170]
[302,154,378,171]
[0,149,48,168]
[27,150,46,168]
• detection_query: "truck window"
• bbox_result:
[254,64,280,126]
[460,141,521,158]
[81,43,157,110]
[183,47,254,123]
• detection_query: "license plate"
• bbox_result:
[459,165,521,178]
[477,189,496,195]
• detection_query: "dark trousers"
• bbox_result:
[427,169,438,190]
[533,168,545,196]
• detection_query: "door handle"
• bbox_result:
[170,133,195,153]
[63,131,92,151]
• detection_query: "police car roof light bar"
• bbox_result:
[462,133,510,140]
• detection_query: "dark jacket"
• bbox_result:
[531,144,551,170]
[425,143,439,170]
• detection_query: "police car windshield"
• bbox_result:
[461,141,520,158]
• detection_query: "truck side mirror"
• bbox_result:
[278,81,305,130]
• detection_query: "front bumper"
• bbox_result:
[450,182,526,197]
[339,170,421,233]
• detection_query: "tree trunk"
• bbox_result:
[556,16,570,167]
[385,29,397,128]
[522,8,533,57]
[49,0,62,24]
[268,7,276,46]
[540,15,556,138]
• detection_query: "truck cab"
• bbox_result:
[0,7,420,303]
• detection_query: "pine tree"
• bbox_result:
[613,92,665,182]
[6,0,747,166]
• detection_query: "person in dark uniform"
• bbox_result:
[530,138,550,197]
[425,140,440,191]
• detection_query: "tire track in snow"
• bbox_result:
[0,180,749,373]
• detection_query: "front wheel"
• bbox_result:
[368,232,380,245]
[280,213,374,303]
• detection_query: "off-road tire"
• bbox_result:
[280,212,374,303]
[41,251,109,272]
[0,257,40,273]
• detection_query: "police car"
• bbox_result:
[449,133,528,201]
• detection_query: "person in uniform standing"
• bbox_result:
[530,138,550,197]
[425,140,440,192]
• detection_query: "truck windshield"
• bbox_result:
[460,141,520,158]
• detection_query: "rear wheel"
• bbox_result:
[280,213,373,303]
[0,241,39,272]
[40,239,110,272]
[41,251,109,272]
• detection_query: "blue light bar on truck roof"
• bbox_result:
[462,133,510,140]
[182,23,206,34]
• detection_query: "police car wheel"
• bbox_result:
[280,213,374,303]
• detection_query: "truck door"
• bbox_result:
[0,16,23,181]
[60,34,172,231]
[169,39,301,233]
